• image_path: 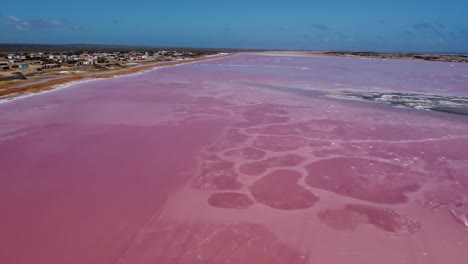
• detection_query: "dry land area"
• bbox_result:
[255,50,468,63]
[0,55,227,98]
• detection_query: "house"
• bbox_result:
[68,55,80,61]
[43,64,60,69]
[0,61,9,70]
[82,60,96,65]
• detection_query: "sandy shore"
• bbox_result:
[248,50,468,63]
[0,55,228,99]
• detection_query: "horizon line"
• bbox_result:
[1,42,468,55]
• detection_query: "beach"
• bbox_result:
[0,54,229,99]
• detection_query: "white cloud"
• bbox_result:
[8,16,21,22]
[4,16,67,31]
[6,15,30,31]
[72,25,83,31]
[31,18,65,27]
[51,20,63,25]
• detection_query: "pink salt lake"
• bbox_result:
[1,54,468,264]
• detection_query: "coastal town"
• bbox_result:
[0,45,231,98]
[0,49,200,77]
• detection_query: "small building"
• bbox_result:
[43,63,60,69]
[18,64,29,69]
[0,62,9,70]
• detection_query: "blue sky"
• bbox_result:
[1,0,468,52]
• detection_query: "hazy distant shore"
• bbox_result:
[256,50,468,63]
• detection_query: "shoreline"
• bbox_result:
[0,54,230,101]
[2,50,466,103]
[253,50,468,63]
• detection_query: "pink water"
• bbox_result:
[1,54,468,264]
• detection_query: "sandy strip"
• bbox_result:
[0,55,231,99]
